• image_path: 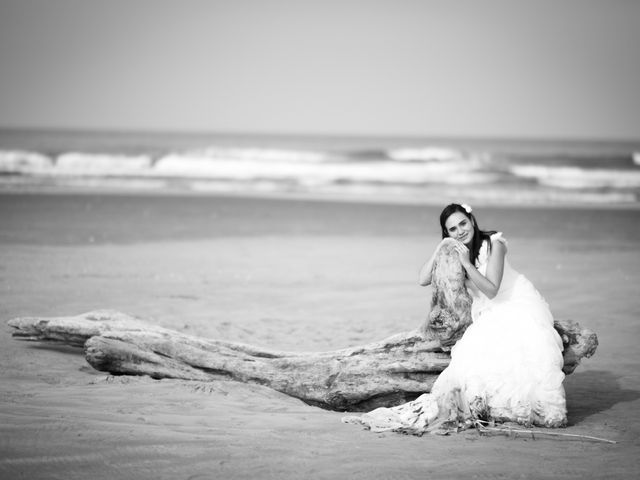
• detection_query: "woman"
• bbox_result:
[343,203,567,434]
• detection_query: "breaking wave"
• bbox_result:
[1,143,638,206]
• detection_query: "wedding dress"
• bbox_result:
[343,233,567,434]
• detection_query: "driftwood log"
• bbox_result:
[7,240,598,411]
[423,239,473,347]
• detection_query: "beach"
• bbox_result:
[1,192,639,479]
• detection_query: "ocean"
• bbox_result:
[1,129,639,207]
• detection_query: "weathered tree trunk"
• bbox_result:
[6,241,598,411]
[8,310,452,410]
[423,238,473,347]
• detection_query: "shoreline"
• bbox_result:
[2,128,640,212]
[2,184,640,212]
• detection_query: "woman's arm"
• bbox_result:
[454,239,507,299]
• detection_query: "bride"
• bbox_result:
[343,203,567,434]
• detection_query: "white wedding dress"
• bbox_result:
[343,233,567,434]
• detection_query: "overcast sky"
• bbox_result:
[1,0,639,140]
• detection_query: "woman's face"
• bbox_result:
[444,211,474,246]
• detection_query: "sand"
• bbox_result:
[1,192,639,479]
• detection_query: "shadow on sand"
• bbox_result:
[565,369,640,425]
[28,343,84,355]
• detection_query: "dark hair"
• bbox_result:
[439,203,496,266]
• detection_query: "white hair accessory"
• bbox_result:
[461,203,472,214]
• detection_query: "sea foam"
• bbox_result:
[153,152,495,185]
[0,150,53,173]
[386,147,466,162]
[56,152,153,174]
[510,165,640,189]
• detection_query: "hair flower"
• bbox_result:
[461,203,472,214]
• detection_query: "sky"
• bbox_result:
[0,0,639,140]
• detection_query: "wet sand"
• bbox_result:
[1,192,639,479]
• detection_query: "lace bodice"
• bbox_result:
[471,232,521,317]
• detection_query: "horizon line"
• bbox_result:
[1,125,640,148]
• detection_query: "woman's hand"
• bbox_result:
[453,241,472,268]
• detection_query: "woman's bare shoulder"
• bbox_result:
[490,231,508,245]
